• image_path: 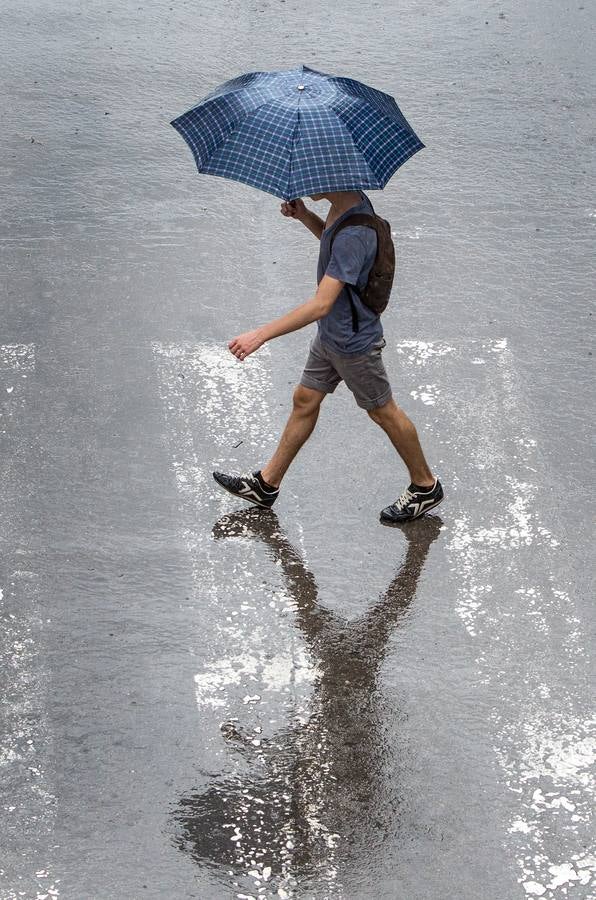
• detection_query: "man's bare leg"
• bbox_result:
[367,398,435,487]
[261,385,325,488]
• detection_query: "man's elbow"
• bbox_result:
[312,298,334,319]
[311,290,343,319]
[311,275,344,320]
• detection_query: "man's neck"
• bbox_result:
[328,190,363,216]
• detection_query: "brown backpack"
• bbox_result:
[328,202,395,333]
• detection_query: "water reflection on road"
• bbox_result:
[173,509,442,897]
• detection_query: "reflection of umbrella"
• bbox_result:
[170,64,424,201]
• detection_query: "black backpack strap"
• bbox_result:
[328,213,378,248]
[346,285,360,332]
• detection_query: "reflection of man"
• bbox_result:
[172,509,443,892]
[213,189,444,524]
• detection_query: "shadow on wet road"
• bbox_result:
[173,509,442,895]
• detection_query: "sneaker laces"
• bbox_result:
[392,487,415,511]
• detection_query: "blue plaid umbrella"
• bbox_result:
[170,65,424,201]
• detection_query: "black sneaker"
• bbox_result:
[380,478,444,525]
[212,469,279,509]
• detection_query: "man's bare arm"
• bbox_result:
[301,209,325,240]
[228,275,344,360]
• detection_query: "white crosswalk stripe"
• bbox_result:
[0,344,60,899]
[152,340,338,896]
[396,337,594,895]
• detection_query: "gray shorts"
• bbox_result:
[300,332,392,410]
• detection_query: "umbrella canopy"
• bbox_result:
[170,64,425,201]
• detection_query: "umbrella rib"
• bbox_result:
[286,108,302,201]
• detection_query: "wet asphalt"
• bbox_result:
[1,1,594,898]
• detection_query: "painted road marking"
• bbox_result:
[0,575,60,900]
[396,338,594,899]
[152,341,337,898]
[0,343,35,438]
[0,343,36,370]
[0,345,60,900]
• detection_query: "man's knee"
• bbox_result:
[367,397,396,424]
[293,384,325,415]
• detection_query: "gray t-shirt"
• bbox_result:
[316,191,383,356]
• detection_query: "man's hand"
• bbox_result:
[280,198,307,221]
[228,327,265,361]
[281,198,324,239]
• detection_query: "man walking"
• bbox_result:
[213,189,443,524]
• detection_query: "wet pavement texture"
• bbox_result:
[1,0,594,898]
